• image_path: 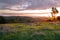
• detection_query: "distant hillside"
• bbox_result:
[0,16,36,23]
[33,16,50,22]
[0,16,60,24]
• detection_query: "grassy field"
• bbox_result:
[0,22,60,40]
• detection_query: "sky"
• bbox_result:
[0,0,60,16]
[0,0,60,10]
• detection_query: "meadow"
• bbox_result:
[0,22,60,40]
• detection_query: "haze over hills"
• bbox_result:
[0,7,60,23]
[0,13,51,17]
[0,7,60,17]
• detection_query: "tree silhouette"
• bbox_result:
[51,7,59,21]
[0,16,5,24]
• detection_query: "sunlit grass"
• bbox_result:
[0,22,60,40]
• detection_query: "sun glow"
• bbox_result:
[0,7,60,16]
[20,9,51,13]
[19,7,60,17]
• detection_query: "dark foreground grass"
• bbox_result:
[0,22,60,40]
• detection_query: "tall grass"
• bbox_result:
[0,22,60,40]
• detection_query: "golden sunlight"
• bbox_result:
[0,7,60,16]
[19,7,60,17]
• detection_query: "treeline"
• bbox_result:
[0,16,60,24]
[0,16,35,24]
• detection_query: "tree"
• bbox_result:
[51,7,59,21]
[0,16,5,23]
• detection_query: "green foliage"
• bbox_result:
[0,22,60,40]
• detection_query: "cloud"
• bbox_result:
[0,0,22,5]
[0,3,8,9]
[5,2,31,10]
[0,7,60,16]
[27,0,56,9]
[55,0,60,6]
[0,0,60,10]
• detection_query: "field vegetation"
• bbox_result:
[0,22,60,40]
[0,16,60,40]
